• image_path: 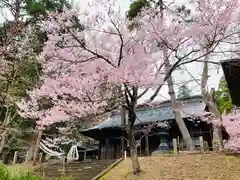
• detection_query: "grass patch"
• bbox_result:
[0,163,40,180]
[102,154,240,180]
[7,163,33,176]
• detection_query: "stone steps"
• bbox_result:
[36,159,116,180]
[44,163,113,171]
[44,169,103,175]
[41,174,96,180]
[49,163,113,168]
[49,160,115,166]
[43,166,105,173]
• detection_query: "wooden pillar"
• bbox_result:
[111,144,114,159]
[13,151,18,164]
[145,135,149,156]
[101,143,105,160]
[199,136,204,153]
[177,136,180,148]
[109,144,112,159]
[139,139,142,156]
[111,144,115,159]
[83,151,86,161]
[62,155,65,176]
[117,144,121,158]
[113,143,117,159]
[105,138,109,159]
[121,136,124,157]
[25,150,29,163]
[173,138,178,154]
[120,106,126,158]
[98,143,101,160]
[120,107,126,125]
[38,152,43,163]
[26,148,33,162]
[204,140,209,152]
[109,145,112,159]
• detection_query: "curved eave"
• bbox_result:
[80,126,123,141]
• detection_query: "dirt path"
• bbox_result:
[102,154,240,180]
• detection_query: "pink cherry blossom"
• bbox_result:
[17,0,165,128]
[17,0,240,135]
[222,109,240,152]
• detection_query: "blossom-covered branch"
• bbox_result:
[17,1,165,128]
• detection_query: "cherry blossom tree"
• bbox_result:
[222,109,240,152]
[199,108,240,153]
[17,0,165,172]
[17,0,240,173]
[134,0,240,150]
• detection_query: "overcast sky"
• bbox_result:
[71,0,222,103]
[0,0,223,103]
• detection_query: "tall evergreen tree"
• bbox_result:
[177,84,192,99]
[0,0,72,157]
[215,76,232,114]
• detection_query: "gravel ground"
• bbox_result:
[102,154,240,180]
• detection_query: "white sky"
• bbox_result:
[0,0,222,103]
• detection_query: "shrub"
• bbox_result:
[0,164,40,180]
[11,172,40,180]
[0,164,11,180]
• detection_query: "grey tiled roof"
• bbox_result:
[82,96,206,131]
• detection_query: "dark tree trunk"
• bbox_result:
[128,127,141,174]
[125,85,141,174]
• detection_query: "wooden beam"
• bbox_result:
[121,136,124,157]
[199,136,204,153]
[83,151,86,161]
[12,151,18,164]
[101,143,105,160]
[105,138,109,159]
[139,139,141,156]
[173,138,178,154]
[145,135,149,156]
[98,143,101,160]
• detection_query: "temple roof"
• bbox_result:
[81,95,206,132]
[76,142,99,151]
[221,59,240,106]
